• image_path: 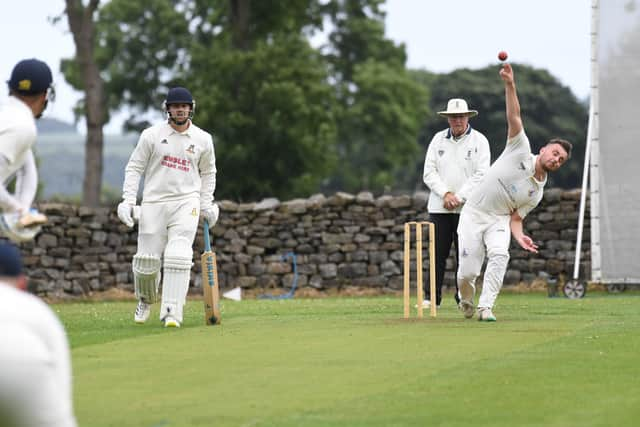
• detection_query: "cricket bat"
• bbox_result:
[201,219,221,325]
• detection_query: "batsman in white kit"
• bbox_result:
[456,63,572,321]
[117,87,218,328]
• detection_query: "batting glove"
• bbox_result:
[202,203,219,226]
[117,202,135,228]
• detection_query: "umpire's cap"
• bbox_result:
[0,243,23,277]
[8,58,53,95]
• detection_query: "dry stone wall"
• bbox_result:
[19,189,589,298]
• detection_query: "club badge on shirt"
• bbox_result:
[191,208,198,217]
[186,144,195,154]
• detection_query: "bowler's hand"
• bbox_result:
[117,202,135,228]
[202,203,219,226]
[515,234,538,253]
[499,63,514,84]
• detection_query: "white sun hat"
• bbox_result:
[437,98,478,117]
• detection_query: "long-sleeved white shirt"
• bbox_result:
[122,121,216,208]
[0,96,38,212]
[0,282,77,427]
[423,126,491,213]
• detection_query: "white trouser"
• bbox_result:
[457,205,511,309]
[137,198,200,321]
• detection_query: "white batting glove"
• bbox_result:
[201,203,219,226]
[117,202,135,228]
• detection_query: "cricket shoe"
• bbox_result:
[477,308,497,322]
[416,299,440,309]
[134,300,151,324]
[163,315,181,328]
[458,299,475,319]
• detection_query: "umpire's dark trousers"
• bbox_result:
[426,213,460,306]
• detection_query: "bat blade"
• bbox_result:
[202,250,221,325]
[202,220,221,325]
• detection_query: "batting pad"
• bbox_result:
[133,253,161,303]
[160,237,193,322]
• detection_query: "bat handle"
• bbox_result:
[203,219,210,250]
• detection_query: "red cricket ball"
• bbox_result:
[498,51,508,61]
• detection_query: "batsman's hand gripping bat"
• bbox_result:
[202,219,221,325]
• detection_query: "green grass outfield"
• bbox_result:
[55,292,640,427]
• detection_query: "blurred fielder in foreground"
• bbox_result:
[456,63,572,321]
[118,87,218,328]
[422,98,490,309]
[0,243,77,427]
[0,59,53,243]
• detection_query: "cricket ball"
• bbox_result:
[498,51,508,62]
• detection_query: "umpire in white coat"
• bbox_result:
[117,87,218,328]
[422,99,490,308]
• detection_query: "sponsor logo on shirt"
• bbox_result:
[161,155,190,172]
[186,144,196,154]
[465,150,472,160]
[161,139,168,144]
[462,248,469,257]
[438,150,445,157]
[518,161,526,170]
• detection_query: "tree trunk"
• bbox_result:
[230,0,250,50]
[65,0,106,207]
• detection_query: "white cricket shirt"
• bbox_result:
[423,126,491,213]
[0,97,37,183]
[467,130,546,218]
[0,282,77,426]
[122,121,216,204]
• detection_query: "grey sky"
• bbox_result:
[1,0,590,133]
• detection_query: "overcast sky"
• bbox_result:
[0,0,591,133]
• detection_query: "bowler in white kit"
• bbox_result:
[456,63,572,321]
[118,87,219,327]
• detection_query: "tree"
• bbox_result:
[413,65,588,188]
[63,0,106,207]
[187,0,336,201]
[61,0,190,206]
[323,0,428,193]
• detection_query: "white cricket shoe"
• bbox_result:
[477,308,497,322]
[458,299,475,319]
[134,300,151,324]
[163,315,181,328]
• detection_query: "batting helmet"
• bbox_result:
[165,87,194,106]
[163,87,195,125]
